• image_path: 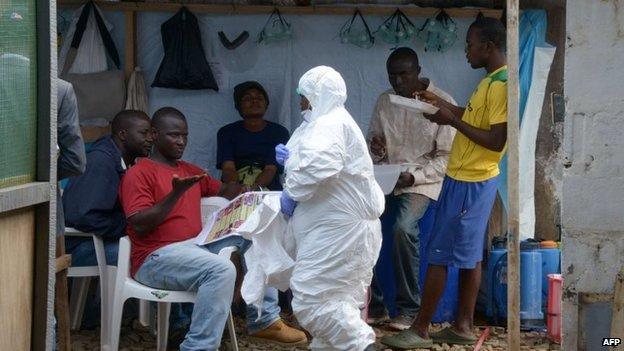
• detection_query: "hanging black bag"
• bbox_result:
[152,7,219,91]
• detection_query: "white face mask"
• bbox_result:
[301,109,312,122]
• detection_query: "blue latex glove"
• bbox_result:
[275,144,290,166]
[280,191,297,217]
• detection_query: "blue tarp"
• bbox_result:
[498,9,548,210]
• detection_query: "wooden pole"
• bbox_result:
[506,0,521,350]
[124,11,137,80]
[611,267,624,351]
[57,0,502,18]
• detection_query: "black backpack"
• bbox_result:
[152,7,219,91]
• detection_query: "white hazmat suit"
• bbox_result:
[284,66,385,351]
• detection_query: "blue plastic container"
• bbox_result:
[537,241,561,309]
[486,239,545,327]
[519,241,544,326]
[376,201,458,322]
[486,239,508,324]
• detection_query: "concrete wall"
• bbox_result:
[562,0,624,349]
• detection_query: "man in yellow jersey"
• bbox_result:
[381,16,507,349]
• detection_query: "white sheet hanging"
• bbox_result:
[519,46,556,239]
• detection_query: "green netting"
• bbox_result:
[0,0,38,189]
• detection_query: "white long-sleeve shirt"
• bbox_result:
[367,82,456,200]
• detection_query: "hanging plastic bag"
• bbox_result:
[339,9,374,49]
[152,7,219,91]
[418,10,458,52]
[258,9,293,45]
[376,9,416,46]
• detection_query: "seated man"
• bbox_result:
[63,110,152,267]
[120,107,306,351]
[217,81,289,190]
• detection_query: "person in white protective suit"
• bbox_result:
[276,66,386,351]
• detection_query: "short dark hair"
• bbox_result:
[470,17,506,51]
[111,110,150,135]
[151,107,186,130]
[387,47,420,69]
[233,81,269,114]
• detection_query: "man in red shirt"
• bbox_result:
[119,107,305,350]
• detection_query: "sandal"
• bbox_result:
[380,329,434,349]
[430,327,477,345]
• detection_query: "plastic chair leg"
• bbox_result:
[69,277,91,330]
[109,293,127,351]
[100,266,116,349]
[139,299,151,327]
[227,312,239,351]
[156,302,171,351]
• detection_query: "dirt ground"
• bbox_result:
[69,314,561,351]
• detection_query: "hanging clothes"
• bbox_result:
[58,2,115,74]
[152,7,218,91]
[125,67,148,113]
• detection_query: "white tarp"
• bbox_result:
[519,46,556,239]
[58,10,485,177]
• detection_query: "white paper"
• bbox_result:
[374,164,402,195]
[388,94,440,115]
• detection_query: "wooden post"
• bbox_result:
[506,0,521,350]
[612,267,624,350]
[55,236,72,351]
[124,10,137,80]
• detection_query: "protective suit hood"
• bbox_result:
[298,66,347,121]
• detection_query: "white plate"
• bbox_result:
[389,94,439,115]
[373,164,402,195]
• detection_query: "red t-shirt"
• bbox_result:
[119,158,222,277]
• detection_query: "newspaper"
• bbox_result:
[195,191,280,245]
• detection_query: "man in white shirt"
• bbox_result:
[367,47,456,330]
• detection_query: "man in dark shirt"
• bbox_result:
[217,81,289,190]
[63,110,153,266]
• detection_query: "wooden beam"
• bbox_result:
[0,183,50,213]
[55,254,72,273]
[124,10,137,80]
[506,0,521,350]
[612,267,624,350]
[57,0,503,18]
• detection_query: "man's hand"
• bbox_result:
[370,136,387,158]
[395,172,415,189]
[172,174,206,195]
[423,106,458,126]
[220,182,244,200]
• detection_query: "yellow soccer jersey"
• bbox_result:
[446,65,508,182]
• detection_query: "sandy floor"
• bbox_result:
[69,314,561,351]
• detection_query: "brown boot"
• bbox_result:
[249,319,308,346]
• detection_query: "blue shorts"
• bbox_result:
[427,176,498,269]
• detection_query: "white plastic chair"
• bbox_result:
[65,227,114,350]
[107,196,239,351]
[139,196,232,329]
[108,237,239,351]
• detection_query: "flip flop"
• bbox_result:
[430,327,477,345]
[380,329,434,350]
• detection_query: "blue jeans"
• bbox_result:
[135,240,236,351]
[370,193,430,318]
[205,236,281,333]
[66,236,119,266]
